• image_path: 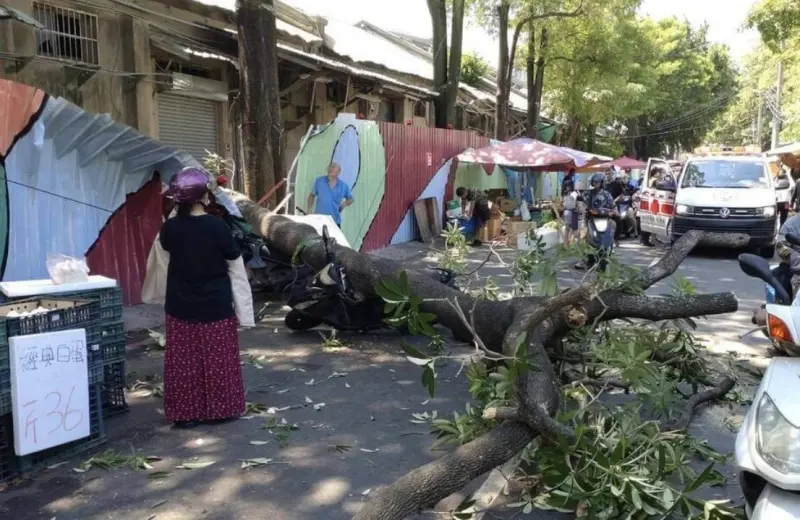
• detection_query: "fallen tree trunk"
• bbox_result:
[229,191,744,519]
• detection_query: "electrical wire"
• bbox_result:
[622,116,752,139]
[649,93,737,131]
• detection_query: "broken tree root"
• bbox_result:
[229,193,742,520]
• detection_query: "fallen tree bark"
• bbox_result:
[229,191,743,520]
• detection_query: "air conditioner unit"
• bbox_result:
[165,72,228,102]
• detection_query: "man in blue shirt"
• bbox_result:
[306,163,353,226]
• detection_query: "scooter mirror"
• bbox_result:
[787,233,800,248]
[738,253,792,304]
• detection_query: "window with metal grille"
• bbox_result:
[33,3,99,65]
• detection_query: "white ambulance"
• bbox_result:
[638,146,779,258]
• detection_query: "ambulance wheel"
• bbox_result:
[760,245,776,259]
[639,231,653,247]
[285,310,323,331]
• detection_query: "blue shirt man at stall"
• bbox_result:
[306,163,354,227]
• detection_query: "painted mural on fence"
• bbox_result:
[0,79,189,304]
[293,116,492,251]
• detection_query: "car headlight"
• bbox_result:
[758,205,777,217]
[676,204,691,215]
[756,393,800,473]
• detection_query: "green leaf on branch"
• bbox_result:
[422,362,436,398]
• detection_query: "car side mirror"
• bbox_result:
[739,253,791,303]
[787,233,800,248]
[776,178,791,190]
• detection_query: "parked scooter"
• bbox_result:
[584,209,616,271]
[615,194,637,238]
[222,210,313,293]
[285,226,457,332]
[740,233,800,357]
[735,249,800,518]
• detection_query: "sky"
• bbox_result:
[285,0,762,66]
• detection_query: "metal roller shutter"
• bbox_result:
[157,92,219,162]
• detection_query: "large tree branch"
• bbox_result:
[229,193,740,520]
[516,0,585,28]
[352,422,533,520]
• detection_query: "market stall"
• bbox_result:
[454,138,611,247]
[767,142,800,170]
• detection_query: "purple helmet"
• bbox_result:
[167,168,211,204]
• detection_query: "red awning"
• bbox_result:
[456,138,610,172]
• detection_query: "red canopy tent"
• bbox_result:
[581,156,647,171]
[456,138,611,173]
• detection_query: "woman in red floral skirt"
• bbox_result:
[158,168,248,429]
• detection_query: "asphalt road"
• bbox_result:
[0,238,770,520]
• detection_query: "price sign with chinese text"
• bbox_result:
[10,328,90,455]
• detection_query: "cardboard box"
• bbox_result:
[498,197,517,213]
[486,218,503,240]
[507,220,536,239]
[477,217,503,242]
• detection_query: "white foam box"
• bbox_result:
[517,228,561,251]
[0,275,118,298]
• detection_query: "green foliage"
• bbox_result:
[460,52,490,87]
[373,243,743,519]
[440,223,470,274]
[477,276,500,300]
[746,0,800,52]
[706,35,800,146]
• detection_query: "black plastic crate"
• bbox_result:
[102,340,125,364]
[13,384,106,474]
[37,288,122,310]
[0,414,13,483]
[0,390,9,416]
[88,362,104,385]
[52,288,123,323]
[100,320,124,346]
[0,298,99,337]
[0,298,102,394]
[99,306,123,323]
[101,361,128,418]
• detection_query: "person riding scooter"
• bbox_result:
[613,179,637,239]
[575,173,617,270]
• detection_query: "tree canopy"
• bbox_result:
[482,1,739,156]
[707,0,799,148]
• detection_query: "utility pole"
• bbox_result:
[756,98,763,150]
[771,43,785,150]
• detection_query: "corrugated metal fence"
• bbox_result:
[360,122,489,251]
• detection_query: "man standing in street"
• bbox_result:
[306,163,353,227]
[456,186,491,246]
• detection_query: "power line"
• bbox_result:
[623,116,751,139]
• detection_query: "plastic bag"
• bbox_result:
[46,253,90,285]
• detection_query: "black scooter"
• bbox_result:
[224,213,313,294]
[615,195,637,238]
[285,226,457,332]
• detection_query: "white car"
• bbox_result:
[638,153,779,257]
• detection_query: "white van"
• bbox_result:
[638,153,779,257]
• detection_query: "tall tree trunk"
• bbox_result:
[495,1,510,141]
[531,27,548,139]
[525,25,536,138]
[444,0,465,127]
[427,0,448,128]
[236,0,283,204]
[586,124,596,152]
